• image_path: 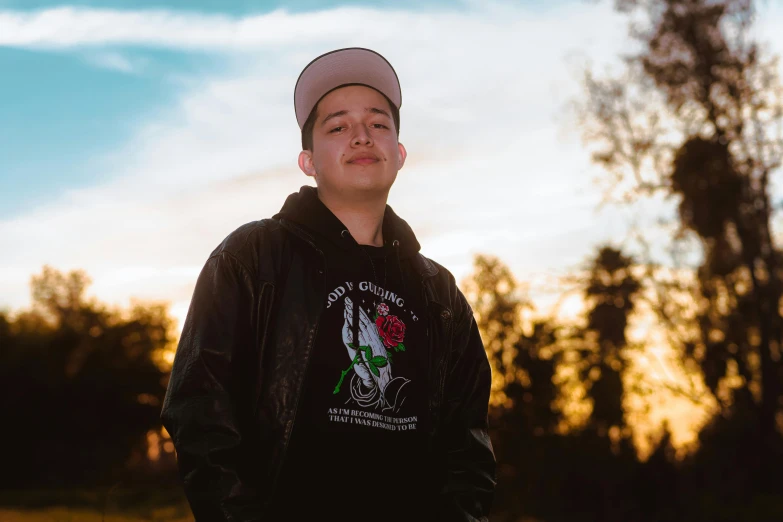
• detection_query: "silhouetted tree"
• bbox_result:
[581,0,783,442]
[464,255,562,436]
[465,256,625,521]
[578,0,783,518]
[0,266,176,487]
[635,422,681,521]
[579,246,641,439]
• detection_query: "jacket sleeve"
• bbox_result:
[160,251,263,522]
[437,289,497,521]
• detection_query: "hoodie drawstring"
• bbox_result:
[341,230,362,351]
[341,229,406,350]
[393,239,407,298]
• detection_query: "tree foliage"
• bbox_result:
[0,265,177,487]
[580,0,783,444]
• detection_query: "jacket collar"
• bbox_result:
[274,185,420,258]
[273,185,438,279]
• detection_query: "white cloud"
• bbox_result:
[0,0,717,333]
[0,4,489,51]
[4,0,783,456]
[82,50,146,73]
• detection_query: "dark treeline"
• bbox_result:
[482,0,783,520]
[471,244,781,522]
[0,266,178,489]
[3,246,779,520]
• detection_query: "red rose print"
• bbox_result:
[375,315,406,348]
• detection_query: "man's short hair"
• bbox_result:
[301,84,401,151]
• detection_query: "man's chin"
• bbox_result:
[318,175,396,199]
[344,180,395,195]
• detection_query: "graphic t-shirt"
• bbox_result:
[271,241,433,521]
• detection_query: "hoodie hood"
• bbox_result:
[273,185,421,259]
[274,185,422,356]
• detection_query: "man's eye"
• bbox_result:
[329,126,344,133]
[372,124,388,129]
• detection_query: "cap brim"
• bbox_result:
[294,47,402,130]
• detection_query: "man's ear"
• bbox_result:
[397,142,407,170]
[298,150,316,179]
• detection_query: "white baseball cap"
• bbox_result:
[294,47,402,130]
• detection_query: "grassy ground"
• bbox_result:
[0,488,193,522]
[0,506,193,522]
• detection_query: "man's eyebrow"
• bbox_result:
[368,107,391,119]
[321,110,348,126]
[320,107,391,127]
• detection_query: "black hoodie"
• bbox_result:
[270,185,433,520]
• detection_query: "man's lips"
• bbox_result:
[348,152,379,164]
[349,158,379,165]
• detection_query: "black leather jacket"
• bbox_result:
[161,211,496,521]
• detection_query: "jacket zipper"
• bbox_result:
[423,276,453,433]
[268,228,327,498]
[437,309,453,410]
[252,282,274,418]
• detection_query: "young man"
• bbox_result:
[161,47,496,521]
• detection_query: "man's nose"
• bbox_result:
[352,125,372,145]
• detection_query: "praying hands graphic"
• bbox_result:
[337,296,409,411]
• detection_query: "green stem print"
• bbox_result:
[333,343,389,394]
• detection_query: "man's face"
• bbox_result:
[298,85,406,201]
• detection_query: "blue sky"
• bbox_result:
[1,1,341,217]
[0,0,470,14]
[2,45,178,215]
[0,0,582,218]
[0,0,628,306]
[2,0,782,312]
